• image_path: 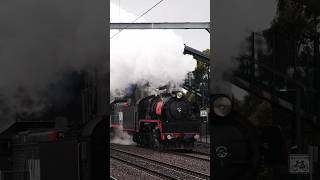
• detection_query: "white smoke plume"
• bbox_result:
[110,2,196,97]
[0,0,106,119]
[110,126,136,145]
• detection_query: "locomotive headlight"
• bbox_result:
[212,96,232,117]
[194,134,200,140]
[167,134,173,140]
[176,92,183,99]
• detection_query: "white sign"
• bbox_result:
[118,112,123,121]
[200,110,208,117]
[289,154,310,174]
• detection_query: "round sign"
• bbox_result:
[216,146,228,158]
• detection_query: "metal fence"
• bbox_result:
[0,170,29,180]
[199,122,210,144]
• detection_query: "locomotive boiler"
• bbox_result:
[110,91,201,150]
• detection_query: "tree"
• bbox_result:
[233,94,272,127]
[184,49,210,103]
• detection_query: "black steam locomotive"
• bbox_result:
[110,91,201,150]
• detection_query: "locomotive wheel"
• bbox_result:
[150,128,160,149]
[156,137,167,151]
[142,132,149,147]
[110,128,115,139]
[185,149,193,153]
[159,142,166,151]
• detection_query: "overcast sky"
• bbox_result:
[110,0,278,99]
[212,0,277,98]
[110,0,210,51]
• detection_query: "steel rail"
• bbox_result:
[111,155,175,180]
[111,147,210,180]
[168,151,210,162]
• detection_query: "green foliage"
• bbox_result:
[235,0,319,88]
[184,49,210,105]
[185,92,195,102]
[234,94,262,117]
[234,95,272,127]
[249,101,273,127]
[263,0,319,73]
[256,167,274,180]
[193,49,210,84]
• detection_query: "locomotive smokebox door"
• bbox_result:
[210,94,260,180]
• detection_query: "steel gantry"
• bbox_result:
[110,22,210,32]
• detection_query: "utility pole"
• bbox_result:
[314,15,320,123]
[295,87,303,153]
[295,87,303,180]
[251,32,255,83]
[206,64,210,144]
[201,82,207,143]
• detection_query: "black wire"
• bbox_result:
[111,0,166,40]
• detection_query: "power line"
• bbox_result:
[111,0,166,40]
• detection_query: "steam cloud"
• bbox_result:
[110,126,136,146]
[0,0,106,119]
[110,2,196,98]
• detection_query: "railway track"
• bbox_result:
[168,151,210,161]
[111,155,176,180]
[111,147,210,180]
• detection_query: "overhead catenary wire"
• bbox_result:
[111,0,166,40]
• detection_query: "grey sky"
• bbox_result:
[213,0,277,62]
[211,0,276,97]
[110,0,278,99]
[110,0,210,51]
[211,0,277,98]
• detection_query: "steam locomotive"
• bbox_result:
[110,91,201,150]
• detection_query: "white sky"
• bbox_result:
[110,0,210,51]
[110,0,278,100]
